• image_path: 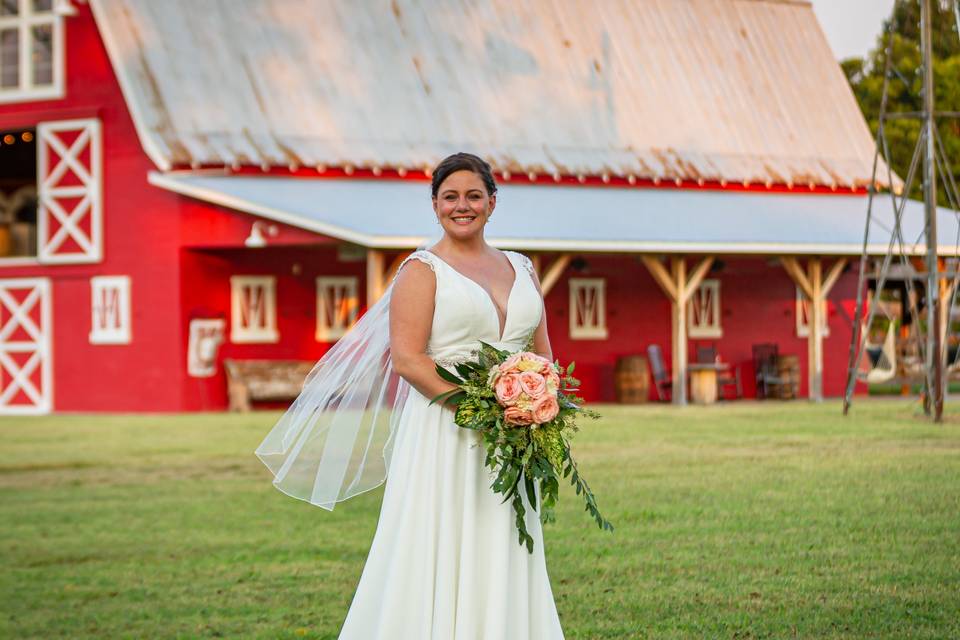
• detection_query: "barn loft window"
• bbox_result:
[688,279,722,338]
[315,276,359,342]
[796,286,830,337]
[569,277,608,340]
[230,276,279,343]
[0,0,63,103]
[0,127,37,259]
[89,275,131,344]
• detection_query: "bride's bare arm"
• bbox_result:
[526,265,554,362]
[389,259,460,405]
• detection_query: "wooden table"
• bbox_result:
[688,363,730,405]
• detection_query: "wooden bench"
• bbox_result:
[223,359,315,412]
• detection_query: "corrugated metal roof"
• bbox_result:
[147,172,952,256]
[92,0,889,188]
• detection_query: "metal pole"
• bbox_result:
[921,0,944,421]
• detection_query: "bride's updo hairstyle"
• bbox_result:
[430,152,498,197]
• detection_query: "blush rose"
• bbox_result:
[504,406,535,426]
[494,373,522,406]
[518,370,547,399]
[531,394,560,424]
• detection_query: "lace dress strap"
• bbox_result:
[392,250,440,284]
[506,250,536,277]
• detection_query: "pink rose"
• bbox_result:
[494,373,522,406]
[518,371,547,399]
[504,406,534,426]
[531,394,560,424]
[500,353,523,374]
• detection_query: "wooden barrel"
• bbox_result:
[614,355,649,404]
[777,355,801,399]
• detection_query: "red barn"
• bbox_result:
[0,0,948,414]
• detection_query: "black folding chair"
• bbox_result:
[646,344,672,402]
[752,343,784,399]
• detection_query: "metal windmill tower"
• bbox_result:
[843,0,960,422]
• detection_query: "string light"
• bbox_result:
[627,175,637,185]
[21,131,32,142]
[3,134,14,145]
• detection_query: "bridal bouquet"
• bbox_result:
[430,340,613,553]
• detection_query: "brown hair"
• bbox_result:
[430,152,498,197]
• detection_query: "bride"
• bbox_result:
[257,152,565,639]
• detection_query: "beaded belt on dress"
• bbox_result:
[427,347,480,368]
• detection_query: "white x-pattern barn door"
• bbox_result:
[37,118,103,263]
[0,278,52,414]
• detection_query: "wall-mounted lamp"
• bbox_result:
[54,0,79,16]
[244,220,278,248]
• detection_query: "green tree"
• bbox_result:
[843,0,960,201]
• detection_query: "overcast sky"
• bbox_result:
[810,0,897,60]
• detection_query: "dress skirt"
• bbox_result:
[337,388,565,639]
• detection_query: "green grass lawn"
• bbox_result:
[2,399,959,639]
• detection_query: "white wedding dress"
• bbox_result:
[337,249,565,639]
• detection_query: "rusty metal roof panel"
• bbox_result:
[91,0,891,187]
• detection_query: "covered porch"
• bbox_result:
[153,171,960,405]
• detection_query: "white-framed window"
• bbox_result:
[0,0,65,103]
[315,276,359,342]
[796,286,830,337]
[89,275,130,344]
[37,118,103,264]
[688,278,722,338]
[569,277,608,340]
[230,275,278,343]
[187,318,225,378]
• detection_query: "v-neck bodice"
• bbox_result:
[424,250,518,341]
[395,249,543,362]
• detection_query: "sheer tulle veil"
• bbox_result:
[254,230,443,510]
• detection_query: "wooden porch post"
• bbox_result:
[366,249,385,307]
[366,249,412,305]
[641,255,715,405]
[533,254,572,297]
[780,257,846,401]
